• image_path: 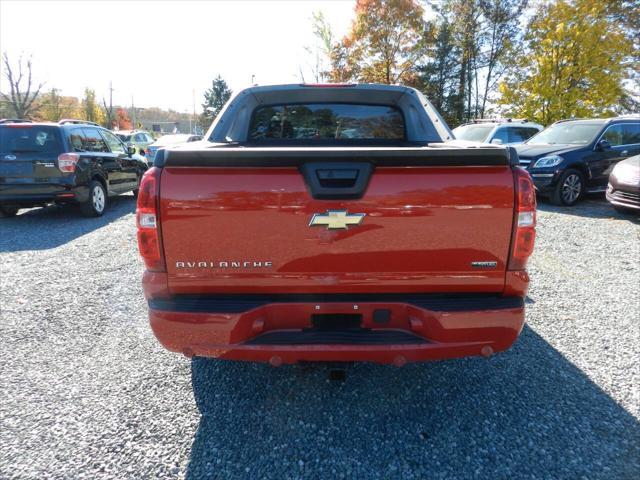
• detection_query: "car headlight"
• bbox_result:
[533,155,563,168]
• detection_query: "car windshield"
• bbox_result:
[452,124,494,142]
[0,126,63,154]
[248,103,405,143]
[116,134,132,142]
[527,123,602,145]
[154,134,192,145]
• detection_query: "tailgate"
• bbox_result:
[159,148,515,294]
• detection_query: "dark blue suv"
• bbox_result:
[0,119,149,217]
[516,117,640,205]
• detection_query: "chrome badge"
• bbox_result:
[471,261,498,268]
[4,155,16,160]
[309,210,366,230]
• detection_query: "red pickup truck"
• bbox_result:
[137,83,535,366]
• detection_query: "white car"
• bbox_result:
[453,119,543,146]
[146,134,203,163]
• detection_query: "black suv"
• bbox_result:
[515,117,640,205]
[0,119,149,217]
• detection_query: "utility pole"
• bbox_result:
[192,89,196,134]
[102,81,114,128]
[131,95,136,129]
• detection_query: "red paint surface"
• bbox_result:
[148,301,525,364]
[159,166,516,294]
[142,164,533,364]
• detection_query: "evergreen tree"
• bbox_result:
[417,20,460,125]
[202,76,232,121]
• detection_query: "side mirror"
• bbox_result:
[597,139,611,151]
[127,145,137,156]
[490,138,503,145]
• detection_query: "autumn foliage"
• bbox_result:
[330,0,429,86]
[498,0,636,124]
[115,108,132,130]
[322,0,637,126]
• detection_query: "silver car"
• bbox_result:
[453,119,543,146]
[146,134,203,163]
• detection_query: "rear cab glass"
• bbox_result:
[247,103,405,144]
[0,125,63,157]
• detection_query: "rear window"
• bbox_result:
[248,103,405,143]
[0,126,63,154]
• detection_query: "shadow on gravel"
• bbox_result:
[0,195,135,252]
[537,196,639,223]
[186,326,639,479]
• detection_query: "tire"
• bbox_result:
[0,205,19,217]
[80,180,107,217]
[551,169,585,206]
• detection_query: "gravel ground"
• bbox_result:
[0,195,638,480]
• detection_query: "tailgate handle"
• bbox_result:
[300,162,374,200]
[316,169,359,188]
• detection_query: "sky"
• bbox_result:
[0,0,359,113]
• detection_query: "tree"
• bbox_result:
[202,75,232,121]
[416,0,527,126]
[475,0,528,117]
[39,88,80,122]
[498,0,635,124]
[39,88,64,121]
[417,19,460,124]
[0,53,44,119]
[304,11,336,82]
[330,0,431,85]
[114,108,132,130]
[82,88,104,124]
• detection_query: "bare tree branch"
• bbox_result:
[1,52,44,118]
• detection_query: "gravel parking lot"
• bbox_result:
[1,195,638,480]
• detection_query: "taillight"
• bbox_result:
[136,167,165,271]
[508,167,536,271]
[58,153,80,173]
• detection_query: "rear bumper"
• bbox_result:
[0,182,88,206]
[147,293,526,365]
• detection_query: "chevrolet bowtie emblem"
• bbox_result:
[309,210,366,230]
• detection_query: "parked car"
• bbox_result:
[516,117,640,205]
[115,129,155,155]
[145,134,202,163]
[452,119,543,145]
[606,154,640,213]
[0,119,148,217]
[137,83,536,366]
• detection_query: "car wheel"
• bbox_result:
[552,169,585,206]
[80,180,107,217]
[0,205,19,217]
